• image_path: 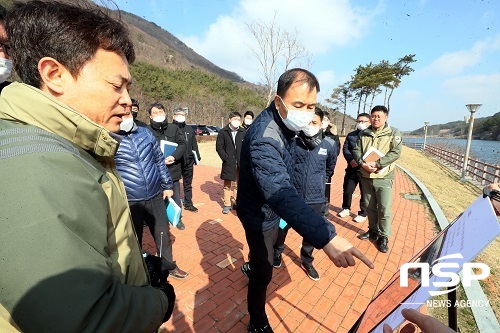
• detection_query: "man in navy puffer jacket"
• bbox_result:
[272,108,338,282]
[115,110,188,280]
[236,68,373,333]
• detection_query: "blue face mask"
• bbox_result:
[277,96,314,132]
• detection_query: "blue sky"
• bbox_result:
[102,0,499,131]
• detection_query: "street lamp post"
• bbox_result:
[423,122,429,151]
[461,104,482,182]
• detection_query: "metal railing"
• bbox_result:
[403,142,500,185]
[402,142,424,151]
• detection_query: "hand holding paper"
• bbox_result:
[362,146,388,174]
[165,156,175,165]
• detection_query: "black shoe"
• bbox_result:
[176,220,185,230]
[184,205,198,212]
[302,264,320,281]
[169,267,189,279]
[358,230,378,241]
[248,324,273,333]
[377,237,389,253]
[273,254,282,268]
[241,262,251,277]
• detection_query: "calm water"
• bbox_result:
[404,137,500,165]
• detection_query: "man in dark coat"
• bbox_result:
[216,111,246,214]
[147,103,188,230]
[172,107,201,212]
[236,68,373,333]
[338,112,371,222]
[272,108,338,282]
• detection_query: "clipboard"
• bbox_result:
[362,146,388,175]
[160,140,178,158]
[165,198,181,227]
[192,150,200,165]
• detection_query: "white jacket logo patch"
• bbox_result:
[318,148,328,155]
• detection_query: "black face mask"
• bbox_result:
[297,130,323,150]
[132,112,138,120]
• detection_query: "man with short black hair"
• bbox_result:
[131,98,147,127]
[237,68,374,333]
[216,111,246,214]
[147,103,188,230]
[243,110,254,129]
[338,112,371,222]
[353,105,403,253]
[172,107,201,212]
[272,107,338,282]
[0,1,173,331]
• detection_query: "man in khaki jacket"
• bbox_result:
[352,105,402,253]
[0,2,173,332]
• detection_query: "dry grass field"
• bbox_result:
[196,138,499,332]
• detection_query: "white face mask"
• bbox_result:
[152,115,166,123]
[244,118,253,126]
[356,122,368,131]
[302,125,321,137]
[120,117,134,132]
[175,115,186,123]
[230,120,241,128]
[278,96,314,132]
[0,58,13,84]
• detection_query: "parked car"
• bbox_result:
[207,125,221,133]
[194,125,211,136]
[206,126,218,136]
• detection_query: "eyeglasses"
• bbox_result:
[0,42,11,57]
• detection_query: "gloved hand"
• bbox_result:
[143,253,176,322]
[144,253,168,287]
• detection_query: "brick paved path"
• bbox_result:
[144,155,437,332]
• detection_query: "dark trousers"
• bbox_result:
[172,180,182,219]
[273,203,323,267]
[342,168,367,216]
[129,194,176,271]
[244,223,280,327]
[274,227,314,267]
[181,159,194,207]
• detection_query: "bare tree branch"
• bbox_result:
[246,12,310,107]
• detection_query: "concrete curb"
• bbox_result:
[397,164,500,333]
